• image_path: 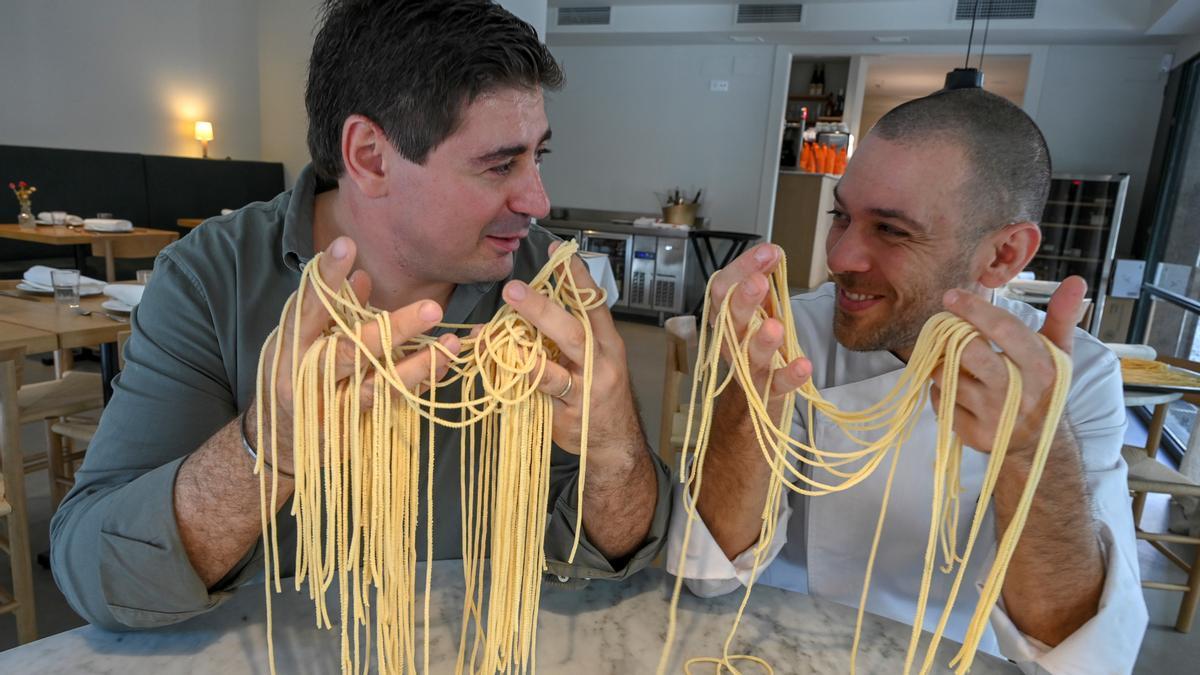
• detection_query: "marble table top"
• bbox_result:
[0,563,1015,674]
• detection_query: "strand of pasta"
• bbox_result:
[659,254,1071,675]
[254,241,604,675]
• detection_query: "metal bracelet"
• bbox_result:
[241,410,294,479]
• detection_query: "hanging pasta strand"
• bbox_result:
[660,253,1071,675]
[254,241,604,675]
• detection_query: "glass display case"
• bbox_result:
[1025,173,1129,334]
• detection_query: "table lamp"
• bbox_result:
[195,121,214,159]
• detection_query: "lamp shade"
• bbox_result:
[194,121,214,142]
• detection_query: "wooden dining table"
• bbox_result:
[0,223,177,282]
[0,280,129,402]
[176,217,204,229]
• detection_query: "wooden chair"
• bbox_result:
[659,315,698,471]
[1126,354,1200,633]
[45,331,130,507]
[0,342,108,643]
[0,348,39,643]
[91,231,177,282]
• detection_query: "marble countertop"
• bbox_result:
[0,563,1016,674]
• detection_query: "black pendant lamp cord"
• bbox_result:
[965,0,981,68]
[979,4,992,71]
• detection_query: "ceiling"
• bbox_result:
[862,53,1030,101]
[545,0,1190,48]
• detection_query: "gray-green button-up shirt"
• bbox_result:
[50,165,671,631]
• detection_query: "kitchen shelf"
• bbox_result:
[1036,254,1102,262]
[1040,222,1107,231]
[1044,199,1113,207]
[1026,174,1129,336]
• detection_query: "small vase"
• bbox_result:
[17,202,36,229]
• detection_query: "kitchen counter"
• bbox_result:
[540,217,692,240]
[0,563,1016,673]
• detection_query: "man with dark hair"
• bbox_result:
[668,88,1146,672]
[52,0,669,631]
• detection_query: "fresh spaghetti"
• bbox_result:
[661,255,1072,675]
[253,241,602,675]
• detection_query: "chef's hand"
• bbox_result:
[502,242,643,468]
[705,243,811,405]
[248,236,461,474]
[930,276,1086,458]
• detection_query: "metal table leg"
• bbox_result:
[100,341,119,404]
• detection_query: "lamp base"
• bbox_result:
[944,68,984,90]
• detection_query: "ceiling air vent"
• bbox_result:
[736,3,803,25]
[954,0,1036,20]
[557,6,611,26]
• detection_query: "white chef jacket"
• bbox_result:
[666,284,1148,675]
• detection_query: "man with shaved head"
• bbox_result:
[669,88,1147,673]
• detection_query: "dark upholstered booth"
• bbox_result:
[1,145,284,279]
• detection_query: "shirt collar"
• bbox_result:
[280,164,325,272]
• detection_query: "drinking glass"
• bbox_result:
[51,269,81,309]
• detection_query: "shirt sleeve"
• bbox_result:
[542,442,673,585]
[665,480,792,598]
[984,344,1148,674]
[49,253,256,630]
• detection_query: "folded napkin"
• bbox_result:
[578,252,621,308]
[103,283,145,307]
[1106,343,1157,361]
[83,218,134,232]
[36,211,83,225]
[220,208,234,215]
[23,265,106,293]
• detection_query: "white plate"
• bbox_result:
[16,281,105,297]
[102,299,133,313]
[1005,279,1060,296]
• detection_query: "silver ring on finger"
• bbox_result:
[552,374,574,400]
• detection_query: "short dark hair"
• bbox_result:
[870,88,1051,240]
[306,0,564,181]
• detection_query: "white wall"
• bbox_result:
[543,42,1169,243]
[1177,33,1200,65]
[1031,45,1170,253]
[542,45,776,233]
[0,0,261,160]
[257,0,320,185]
[499,0,548,39]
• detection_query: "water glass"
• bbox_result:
[51,269,81,309]
[136,269,153,285]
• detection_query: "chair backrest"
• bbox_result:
[90,231,178,259]
[659,315,697,468]
[1159,354,1200,407]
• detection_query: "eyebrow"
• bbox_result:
[832,184,930,233]
[473,128,553,165]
